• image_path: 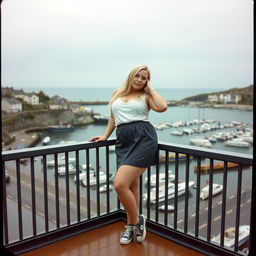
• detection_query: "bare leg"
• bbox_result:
[114,165,146,225]
[127,177,140,224]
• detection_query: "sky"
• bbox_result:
[1,0,253,89]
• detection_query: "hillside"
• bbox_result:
[181,85,253,105]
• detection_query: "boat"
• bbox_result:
[170,130,183,136]
[225,140,250,148]
[143,181,195,204]
[73,170,105,182]
[211,225,250,248]
[92,114,109,124]
[48,124,74,132]
[42,136,51,145]
[81,173,114,186]
[144,171,175,186]
[57,163,93,176]
[158,204,174,211]
[194,162,239,172]
[189,138,212,148]
[46,156,76,167]
[159,153,192,163]
[200,183,223,200]
[99,184,113,193]
[183,128,194,134]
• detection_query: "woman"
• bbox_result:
[89,65,167,244]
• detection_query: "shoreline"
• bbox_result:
[71,100,253,111]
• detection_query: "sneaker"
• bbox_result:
[120,224,134,244]
[134,215,146,243]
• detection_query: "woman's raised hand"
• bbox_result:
[89,135,107,142]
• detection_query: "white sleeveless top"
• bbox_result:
[111,95,149,126]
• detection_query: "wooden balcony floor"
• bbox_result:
[21,221,204,256]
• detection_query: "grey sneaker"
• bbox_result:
[134,215,146,243]
[120,224,134,244]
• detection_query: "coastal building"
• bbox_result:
[219,94,241,104]
[1,97,22,112]
[22,92,40,105]
[49,95,68,110]
[70,104,81,113]
[208,94,218,102]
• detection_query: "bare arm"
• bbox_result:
[145,82,168,112]
[89,114,116,142]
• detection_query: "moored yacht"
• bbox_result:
[200,183,223,200]
[143,181,195,204]
[211,225,250,248]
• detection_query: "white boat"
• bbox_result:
[144,171,175,186]
[143,181,195,204]
[170,130,183,136]
[158,204,174,211]
[42,136,50,145]
[99,184,113,193]
[47,156,76,167]
[183,128,194,134]
[73,170,105,182]
[58,163,94,176]
[211,225,250,248]
[200,183,223,200]
[225,140,250,148]
[190,138,212,148]
[81,173,113,186]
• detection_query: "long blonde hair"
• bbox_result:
[109,65,151,106]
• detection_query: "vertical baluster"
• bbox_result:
[42,155,49,232]
[96,147,100,216]
[16,159,23,240]
[174,153,179,229]
[54,153,60,228]
[139,174,143,214]
[195,157,201,237]
[155,160,159,222]
[164,150,169,225]
[2,162,9,244]
[184,154,190,233]
[86,149,91,219]
[220,161,228,247]
[207,159,214,241]
[105,146,110,213]
[147,167,151,220]
[65,152,70,225]
[30,157,37,235]
[75,150,80,222]
[234,163,243,252]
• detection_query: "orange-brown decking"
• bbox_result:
[21,222,204,256]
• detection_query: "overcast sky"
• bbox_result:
[1,0,253,89]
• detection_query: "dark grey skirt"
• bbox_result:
[115,121,158,169]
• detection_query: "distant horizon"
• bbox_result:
[3,84,252,90]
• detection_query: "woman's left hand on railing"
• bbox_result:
[89,135,107,142]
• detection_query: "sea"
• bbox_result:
[6,87,253,242]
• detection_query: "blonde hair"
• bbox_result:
[109,65,151,106]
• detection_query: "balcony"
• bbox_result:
[1,140,253,255]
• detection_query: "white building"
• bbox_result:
[219,94,241,104]
[23,93,39,105]
[13,91,39,105]
[1,98,22,113]
[208,94,218,102]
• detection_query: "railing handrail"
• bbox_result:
[1,139,117,161]
[2,139,253,165]
[158,141,253,165]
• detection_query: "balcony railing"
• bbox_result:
[1,140,253,256]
